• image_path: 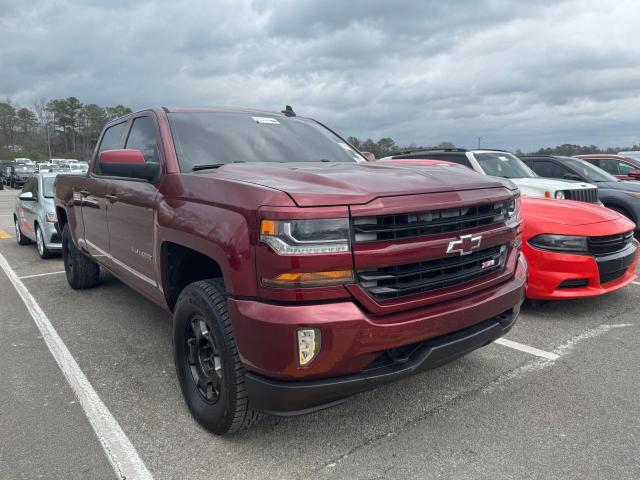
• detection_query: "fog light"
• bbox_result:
[297,328,321,366]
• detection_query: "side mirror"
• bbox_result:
[18,191,35,201]
[361,151,376,162]
[563,173,582,181]
[627,169,640,179]
[98,150,160,181]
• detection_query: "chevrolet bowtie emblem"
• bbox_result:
[446,234,482,256]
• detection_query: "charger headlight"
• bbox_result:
[529,234,588,253]
[260,218,350,255]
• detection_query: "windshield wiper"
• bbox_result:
[192,164,224,171]
[192,161,245,171]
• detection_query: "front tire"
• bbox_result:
[15,217,31,245]
[173,279,262,435]
[62,223,100,289]
[36,224,54,259]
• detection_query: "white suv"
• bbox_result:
[383,149,599,203]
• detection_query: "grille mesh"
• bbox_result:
[565,188,599,203]
[356,245,507,301]
[352,201,510,243]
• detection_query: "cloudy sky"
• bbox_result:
[1,0,639,151]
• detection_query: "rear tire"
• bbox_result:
[62,223,100,289]
[173,279,262,435]
[36,224,54,259]
[15,217,31,245]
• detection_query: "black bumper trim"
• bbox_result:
[245,306,519,416]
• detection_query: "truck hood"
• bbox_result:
[521,197,620,226]
[197,162,515,207]
[594,180,640,191]
[512,177,595,191]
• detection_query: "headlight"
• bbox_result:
[507,195,521,219]
[297,328,321,366]
[45,211,57,223]
[260,218,350,255]
[555,191,565,199]
[529,234,588,253]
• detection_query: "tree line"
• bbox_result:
[0,97,132,161]
[1,97,638,161]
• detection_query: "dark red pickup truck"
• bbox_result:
[55,107,526,434]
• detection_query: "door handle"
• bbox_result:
[105,194,119,203]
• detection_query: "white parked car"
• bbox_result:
[618,151,640,161]
[382,149,599,203]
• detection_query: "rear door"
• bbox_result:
[81,121,127,263]
[105,114,162,298]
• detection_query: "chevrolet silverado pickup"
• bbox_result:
[55,107,527,434]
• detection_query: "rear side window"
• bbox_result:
[125,116,159,163]
[95,122,127,174]
[531,161,568,178]
[591,159,619,175]
[618,162,637,175]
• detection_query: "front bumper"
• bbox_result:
[525,241,638,300]
[42,220,62,250]
[245,308,519,415]
[229,253,526,414]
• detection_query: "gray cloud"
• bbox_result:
[1,0,639,150]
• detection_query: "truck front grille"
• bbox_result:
[565,188,599,203]
[352,201,510,242]
[356,244,507,302]
[588,231,634,255]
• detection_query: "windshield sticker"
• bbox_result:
[499,156,509,161]
[252,116,280,124]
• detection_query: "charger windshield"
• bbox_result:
[168,112,364,171]
[474,152,538,179]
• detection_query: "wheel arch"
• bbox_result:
[161,241,225,311]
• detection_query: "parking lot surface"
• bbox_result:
[1,187,639,480]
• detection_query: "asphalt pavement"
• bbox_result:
[0,187,638,480]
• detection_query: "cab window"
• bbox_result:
[125,116,159,164]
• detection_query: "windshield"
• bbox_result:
[15,164,34,173]
[473,152,538,178]
[43,176,56,198]
[558,156,617,182]
[168,112,363,171]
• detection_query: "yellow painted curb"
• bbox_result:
[0,229,12,239]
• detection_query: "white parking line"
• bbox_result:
[632,281,640,286]
[19,270,66,280]
[494,338,560,360]
[0,253,154,480]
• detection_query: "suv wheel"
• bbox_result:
[62,223,100,289]
[15,218,31,245]
[173,279,262,435]
[36,224,54,259]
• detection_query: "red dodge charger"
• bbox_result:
[382,158,639,300]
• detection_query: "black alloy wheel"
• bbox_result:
[186,315,223,404]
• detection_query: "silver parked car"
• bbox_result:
[14,173,68,258]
